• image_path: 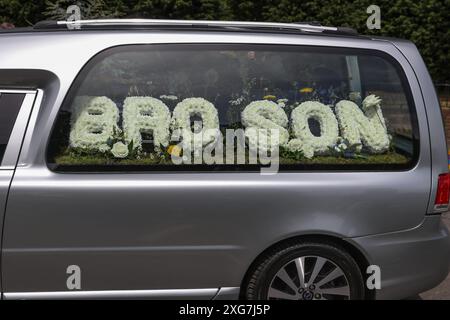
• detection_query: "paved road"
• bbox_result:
[420,212,450,300]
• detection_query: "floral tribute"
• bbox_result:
[170,97,220,148]
[65,93,392,164]
[241,100,289,152]
[287,101,339,159]
[69,96,120,153]
[335,95,389,154]
[123,97,171,152]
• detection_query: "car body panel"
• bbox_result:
[348,215,450,299]
[0,170,13,294]
[0,89,39,294]
[388,39,449,213]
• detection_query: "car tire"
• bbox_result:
[244,241,365,300]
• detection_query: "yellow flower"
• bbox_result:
[263,95,276,101]
[167,145,182,157]
[300,87,314,93]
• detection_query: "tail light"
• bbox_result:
[434,173,450,211]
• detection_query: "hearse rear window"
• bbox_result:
[47,44,419,171]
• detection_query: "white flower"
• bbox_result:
[160,95,178,101]
[171,97,220,148]
[229,96,245,106]
[98,145,110,153]
[241,100,289,152]
[287,139,315,159]
[302,145,315,159]
[111,142,129,158]
[338,143,348,150]
[69,96,120,152]
[123,97,171,152]
[335,96,389,153]
[277,98,288,108]
[290,101,339,157]
[349,91,361,102]
[363,94,382,109]
[363,94,387,130]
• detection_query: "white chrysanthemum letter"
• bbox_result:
[288,101,339,158]
[69,96,120,152]
[122,97,171,152]
[241,100,289,152]
[335,95,389,153]
[171,97,220,147]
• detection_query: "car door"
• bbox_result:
[0,90,38,296]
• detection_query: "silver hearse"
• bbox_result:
[0,19,449,300]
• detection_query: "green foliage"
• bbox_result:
[279,152,408,165]
[279,146,304,161]
[55,149,409,166]
[0,0,46,26]
[58,151,172,166]
[128,0,232,20]
[43,0,126,20]
[0,0,448,81]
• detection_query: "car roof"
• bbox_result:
[1,19,415,45]
[1,19,363,38]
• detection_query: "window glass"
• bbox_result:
[47,44,419,171]
[0,92,25,164]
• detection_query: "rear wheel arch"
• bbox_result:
[240,234,375,300]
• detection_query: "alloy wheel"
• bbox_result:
[267,255,350,300]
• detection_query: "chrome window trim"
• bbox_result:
[56,19,339,33]
[3,288,222,300]
[15,89,44,168]
[0,89,40,169]
[0,90,35,94]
